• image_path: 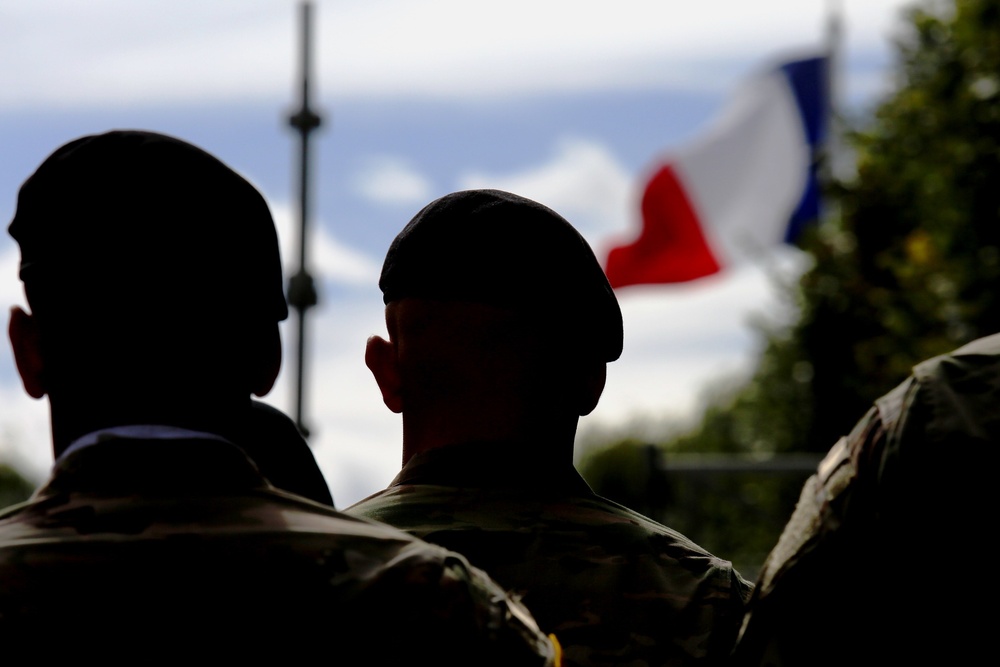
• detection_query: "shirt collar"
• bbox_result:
[392,441,593,495]
[59,424,232,463]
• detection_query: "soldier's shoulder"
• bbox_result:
[0,494,557,665]
[347,539,558,665]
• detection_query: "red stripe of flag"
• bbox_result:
[605,164,721,288]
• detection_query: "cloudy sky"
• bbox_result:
[0,0,917,506]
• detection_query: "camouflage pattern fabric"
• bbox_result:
[346,443,753,667]
[0,436,559,664]
[730,333,1000,667]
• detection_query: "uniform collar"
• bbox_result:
[58,424,232,463]
[39,428,267,498]
[391,441,593,495]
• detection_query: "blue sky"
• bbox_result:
[0,0,916,506]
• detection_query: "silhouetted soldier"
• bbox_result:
[731,333,1000,667]
[0,132,559,664]
[348,188,753,667]
[244,397,333,504]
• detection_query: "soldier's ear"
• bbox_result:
[9,306,46,399]
[365,334,403,414]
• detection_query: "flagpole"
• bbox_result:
[823,0,845,185]
[287,0,322,438]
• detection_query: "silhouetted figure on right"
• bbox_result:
[730,333,1000,667]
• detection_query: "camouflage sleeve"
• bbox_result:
[729,403,886,667]
[358,542,560,667]
[448,555,562,667]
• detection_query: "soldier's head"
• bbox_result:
[7,130,288,449]
[365,189,622,451]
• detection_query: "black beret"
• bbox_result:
[380,188,623,362]
[8,129,287,323]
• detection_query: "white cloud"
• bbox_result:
[323,0,911,99]
[261,289,401,507]
[2,1,293,109]
[0,385,49,487]
[0,240,51,484]
[0,0,913,507]
[353,156,433,206]
[271,201,382,287]
[458,137,634,241]
[0,245,25,310]
[588,246,808,437]
[1,1,917,109]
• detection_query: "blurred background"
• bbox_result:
[3,0,996,579]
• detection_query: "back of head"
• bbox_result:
[380,188,623,365]
[372,189,622,449]
[9,130,287,412]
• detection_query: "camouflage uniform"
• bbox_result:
[346,442,754,667]
[0,433,560,664]
[730,333,1000,667]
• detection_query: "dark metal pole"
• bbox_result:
[287,0,322,438]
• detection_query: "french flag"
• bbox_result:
[604,54,830,288]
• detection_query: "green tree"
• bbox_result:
[798,0,1000,449]
[581,0,1000,576]
[0,464,34,511]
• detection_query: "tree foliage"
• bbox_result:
[580,0,1000,576]
[0,464,34,511]
[797,0,1000,449]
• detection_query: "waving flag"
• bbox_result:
[604,54,829,288]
